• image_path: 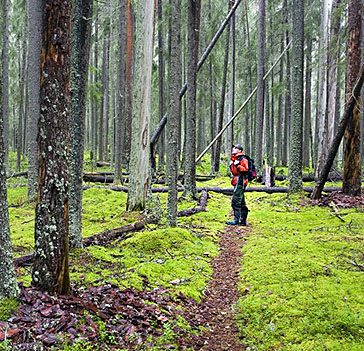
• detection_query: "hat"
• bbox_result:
[232,144,243,151]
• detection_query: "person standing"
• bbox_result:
[226,144,249,225]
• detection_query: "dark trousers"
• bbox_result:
[231,183,248,220]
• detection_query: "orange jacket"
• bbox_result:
[230,152,249,186]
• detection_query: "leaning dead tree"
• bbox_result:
[150,0,242,152]
[312,64,364,200]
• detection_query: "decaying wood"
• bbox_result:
[83,216,159,247]
[83,185,345,195]
[177,190,208,216]
[15,191,210,266]
[312,64,364,199]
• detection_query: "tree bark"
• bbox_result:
[282,0,290,167]
[312,65,364,199]
[156,0,165,172]
[115,0,126,182]
[213,2,231,174]
[166,0,182,226]
[183,0,201,198]
[1,0,9,171]
[315,0,329,177]
[150,0,242,149]
[343,0,362,196]
[288,0,304,192]
[69,0,93,249]
[124,0,133,169]
[255,0,265,168]
[303,35,312,168]
[0,3,19,297]
[126,0,156,211]
[32,0,71,295]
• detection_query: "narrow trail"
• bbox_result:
[183,225,249,350]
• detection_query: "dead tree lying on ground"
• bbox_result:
[14,191,209,267]
[83,185,345,195]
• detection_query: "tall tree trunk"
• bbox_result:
[244,0,252,155]
[282,0,291,167]
[166,0,181,226]
[255,0,266,168]
[124,0,133,169]
[17,41,27,172]
[208,0,215,173]
[303,35,312,169]
[327,0,342,155]
[32,0,71,295]
[228,1,235,151]
[343,0,361,196]
[91,7,99,162]
[157,0,165,172]
[69,0,93,249]
[276,29,284,166]
[213,2,231,174]
[126,0,156,211]
[115,0,126,182]
[184,0,201,199]
[27,0,42,199]
[288,0,304,192]
[1,0,9,171]
[0,0,19,298]
[315,0,329,177]
[98,34,108,161]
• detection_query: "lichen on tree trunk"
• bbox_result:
[32,0,71,295]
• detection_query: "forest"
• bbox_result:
[0,0,364,350]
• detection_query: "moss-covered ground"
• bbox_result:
[2,155,364,350]
[238,192,364,351]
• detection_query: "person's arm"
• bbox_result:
[237,158,248,172]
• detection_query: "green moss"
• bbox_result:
[0,298,19,321]
[237,192,364,350]
[74,226,218,300]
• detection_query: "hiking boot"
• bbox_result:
[240,206,249,226]
[226,217,239,225]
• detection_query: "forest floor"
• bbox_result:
[2,162,364,350]
[181,224,249,350]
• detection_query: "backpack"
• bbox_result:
[239,155,257,181]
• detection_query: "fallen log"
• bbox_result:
[83,216,159,247]
[15,191,210,266]
[83,185,344,195]
[6,171,28,179]
[176,190,208,216]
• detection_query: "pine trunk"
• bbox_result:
[115,0,126,182]
[125,0,133,169]
[69,0,93,249]
[343,0,362,196]
[32,0,71,295]
[255,0,265,168]
[303,35,312,169]
[1,0,9,171]
[288,0,304,192]
[184,0,201,199]
[166,0,181,226]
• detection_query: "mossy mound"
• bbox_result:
[0,298,18,321]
